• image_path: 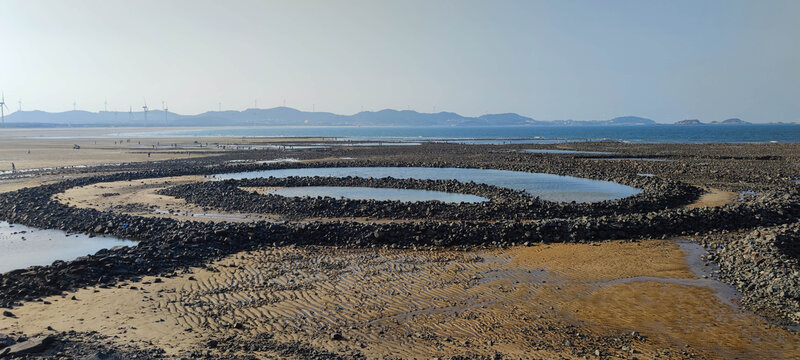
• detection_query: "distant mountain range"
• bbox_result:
[674,118,751,125]
[0,107,769,127]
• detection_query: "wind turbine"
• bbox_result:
[104,98,108,112]
[0,93,8,127]
[142,99,149,121]
[18,100,22,112]
[163,102,168,122]
[73,100,77,111]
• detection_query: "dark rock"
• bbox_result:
[3,334,55,355]
[80,351,123,360]
[0,333,15,348]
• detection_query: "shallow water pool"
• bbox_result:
[0,222,138,273]
[215,167,641,203]
[523,149,614,155]
[597,157,673,162]
[262,186,488,203]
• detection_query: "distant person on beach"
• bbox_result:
[11,163,15,172]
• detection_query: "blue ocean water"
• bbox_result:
[116,124,800,143]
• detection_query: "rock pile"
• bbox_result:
[713,222,800,325]
[158,175,699,221]
[0,144,798,327]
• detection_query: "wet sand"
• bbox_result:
[685,188,739,209]
[0,127,329,171]
[2,241,798,359]
[55,176,280,223]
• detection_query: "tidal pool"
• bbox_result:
[337,142,422,146]
[215,167,641,203]
[597,157,673,162]
[523,149,614,155]
[443,139,575,145]
[0,222,138,273]
[263,186,487,203]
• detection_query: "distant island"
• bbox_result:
[0,107,783,128]
[712,118,750,125]
[547,116,656,126]
[674,118,751,125]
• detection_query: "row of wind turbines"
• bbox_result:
[98,98,169,122]
[0,94,172,126]
[0,94,297,127]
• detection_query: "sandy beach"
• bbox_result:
[4,241,797,359]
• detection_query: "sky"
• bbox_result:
[0,0,798,123]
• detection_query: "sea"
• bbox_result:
[114,124,800,144]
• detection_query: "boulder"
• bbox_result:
[2,334,55,355]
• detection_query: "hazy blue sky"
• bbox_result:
[1,0,798,122]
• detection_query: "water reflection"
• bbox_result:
[216,167,641,203]
[0,222,138,273]
[263,186,487,203]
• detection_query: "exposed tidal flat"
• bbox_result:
[0,131,799,359]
